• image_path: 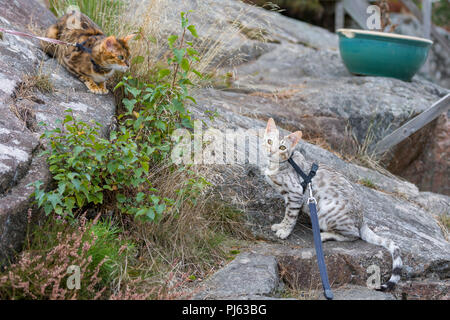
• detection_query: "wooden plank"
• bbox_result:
[335,0,345,31]
[422,0,432,73]
[422,0,432,39]
[343,0,371,29]
[373,94,450,155]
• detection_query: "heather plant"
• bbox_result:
[0,215,106,299]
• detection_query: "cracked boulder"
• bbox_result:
[0,0,116,264]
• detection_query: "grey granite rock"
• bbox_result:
[194,252,280,300]
[0,0,116,264]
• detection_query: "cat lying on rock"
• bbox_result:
[42,11,133,94]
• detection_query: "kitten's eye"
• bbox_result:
[267,139,273,145]
[118,55,124,60]
[279,145,286,151]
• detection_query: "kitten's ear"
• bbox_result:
[122,34,137,43]
[266,118,277,134]
[286,131,303,147]
[104,36,117,50]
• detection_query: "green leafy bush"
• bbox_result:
[31,113,166,221]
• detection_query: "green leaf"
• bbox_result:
[127,87,141,98]
[135,208,147,218]
[192,69,203,78]
[75,193,85,208]
[181,12,188,28]
[117,193,126,203]
[114,81,124,91]
[57,183,66,195]
[181,118,193,129]
[140,161,149,173]
[158,69,171,80]
[71,178,81,191]
[65,197,76,212]
[64,114,73,124]
[186,95,197,104]
[187,25,198,38]
[146,208,155,220]
[154,120,166,131]
[136,192,146,202]
[73,145,84,157]
[44,202,53,215]
[171,99,185,113]
[168,35,178,49]
[47,193,61,209]
[173,48,185,64]
[181,58,190,72]
[154,203,165,215]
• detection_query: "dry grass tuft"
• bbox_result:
[125,162,252,279]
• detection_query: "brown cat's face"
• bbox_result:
[264,118,302,162]
[99,35,133,72]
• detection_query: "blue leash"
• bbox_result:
[307,183,334,300]
[288,158,334,300]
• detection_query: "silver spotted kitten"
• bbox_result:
[262,118,402,291]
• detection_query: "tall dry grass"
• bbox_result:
[119,162,252,292]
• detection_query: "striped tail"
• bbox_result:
[360,223,402,291]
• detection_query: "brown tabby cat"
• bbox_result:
[263,118,402,291]
[42,11,133,94]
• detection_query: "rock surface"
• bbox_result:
[179,0,450,300]
[0,0,116,264]
[194,252,281,300]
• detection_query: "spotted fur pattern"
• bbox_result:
[42,11,133,94]
[263,118,402,291]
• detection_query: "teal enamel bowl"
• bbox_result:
[337,29,433,81]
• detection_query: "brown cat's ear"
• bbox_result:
[266,118,277,134]
[286,131,302,147]
[121,34,137,43]
[103,36,117,50]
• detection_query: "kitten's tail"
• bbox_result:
[360,223,402,291]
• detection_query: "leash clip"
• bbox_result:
[307,182,317,204]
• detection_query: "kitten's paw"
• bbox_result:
[84,80,109,95]
[271,223,283,232]
[89,87,109,95]
[275,228,291,240]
